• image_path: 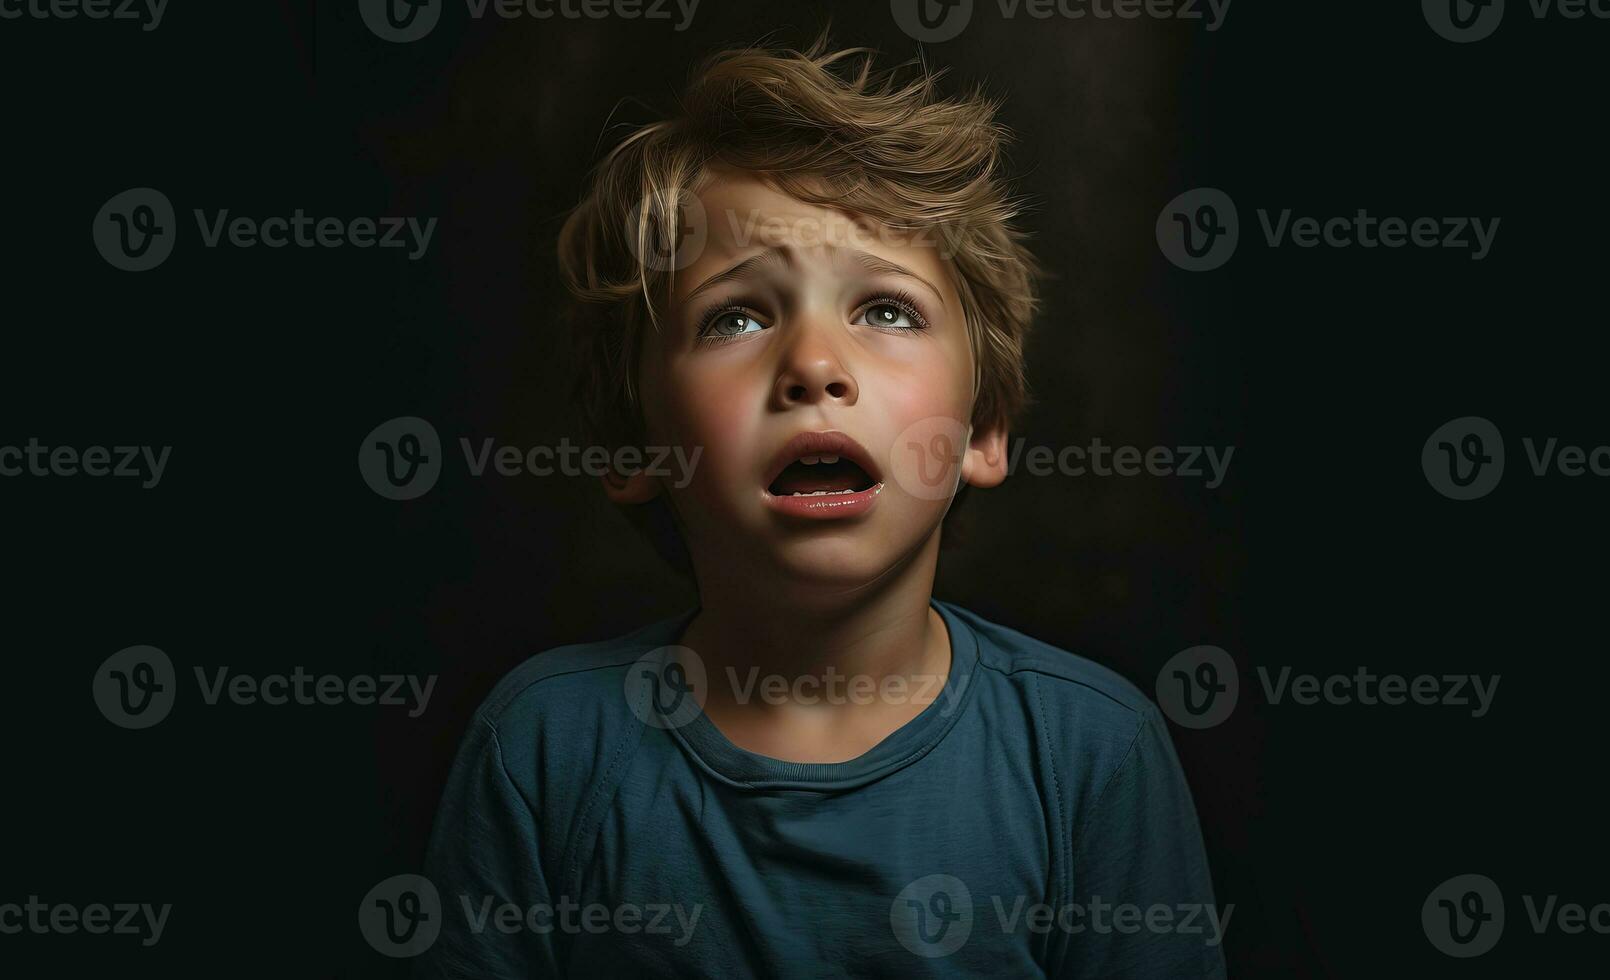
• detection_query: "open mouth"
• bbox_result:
[766,456,878,497]
[761,430,884,518]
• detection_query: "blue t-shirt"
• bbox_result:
[417,599,1227,978]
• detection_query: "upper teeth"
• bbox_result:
[799,455,839,465]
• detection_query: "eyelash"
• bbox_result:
[693,290,932,346]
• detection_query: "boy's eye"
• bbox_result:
[854,300,925,331]
[699,310,769,339]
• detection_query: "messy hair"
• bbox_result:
[557,33,1041,574]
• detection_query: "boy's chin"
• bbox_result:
[753,525,935,595]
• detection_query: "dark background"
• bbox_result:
[2,0,1604,975]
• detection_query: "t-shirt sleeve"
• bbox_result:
[415,717,562,979]
[1056,704,1228,979]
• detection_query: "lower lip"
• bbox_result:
[762,483,884,520]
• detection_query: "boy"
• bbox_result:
[420,36,1226,979]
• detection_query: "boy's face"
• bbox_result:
[615,170,1007,592]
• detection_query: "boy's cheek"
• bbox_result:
[880,365,974,447]
[659,388,763,501]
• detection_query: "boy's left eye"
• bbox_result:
[853,301,924,331]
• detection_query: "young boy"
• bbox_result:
[420,37,1226,979]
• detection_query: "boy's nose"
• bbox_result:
[772,329,859,409]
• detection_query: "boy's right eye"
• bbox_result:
[696,308,771,342]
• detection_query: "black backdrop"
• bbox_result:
[2,1,1604,975]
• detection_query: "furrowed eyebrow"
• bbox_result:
[684,246,792,303]
[680,244,948,311]
[845,250,948,310]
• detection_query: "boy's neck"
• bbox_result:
[679,533,954,762]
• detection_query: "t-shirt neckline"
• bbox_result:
[644,598,981,791]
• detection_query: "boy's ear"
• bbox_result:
[960,420,1010,489]
[601,465,661,505]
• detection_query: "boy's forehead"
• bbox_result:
[684,170,953,297]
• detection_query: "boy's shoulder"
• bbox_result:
[940,600,1162,731]
[471,612,684,737]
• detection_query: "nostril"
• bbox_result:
[826,381,848,398]
[787,384,807,401]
